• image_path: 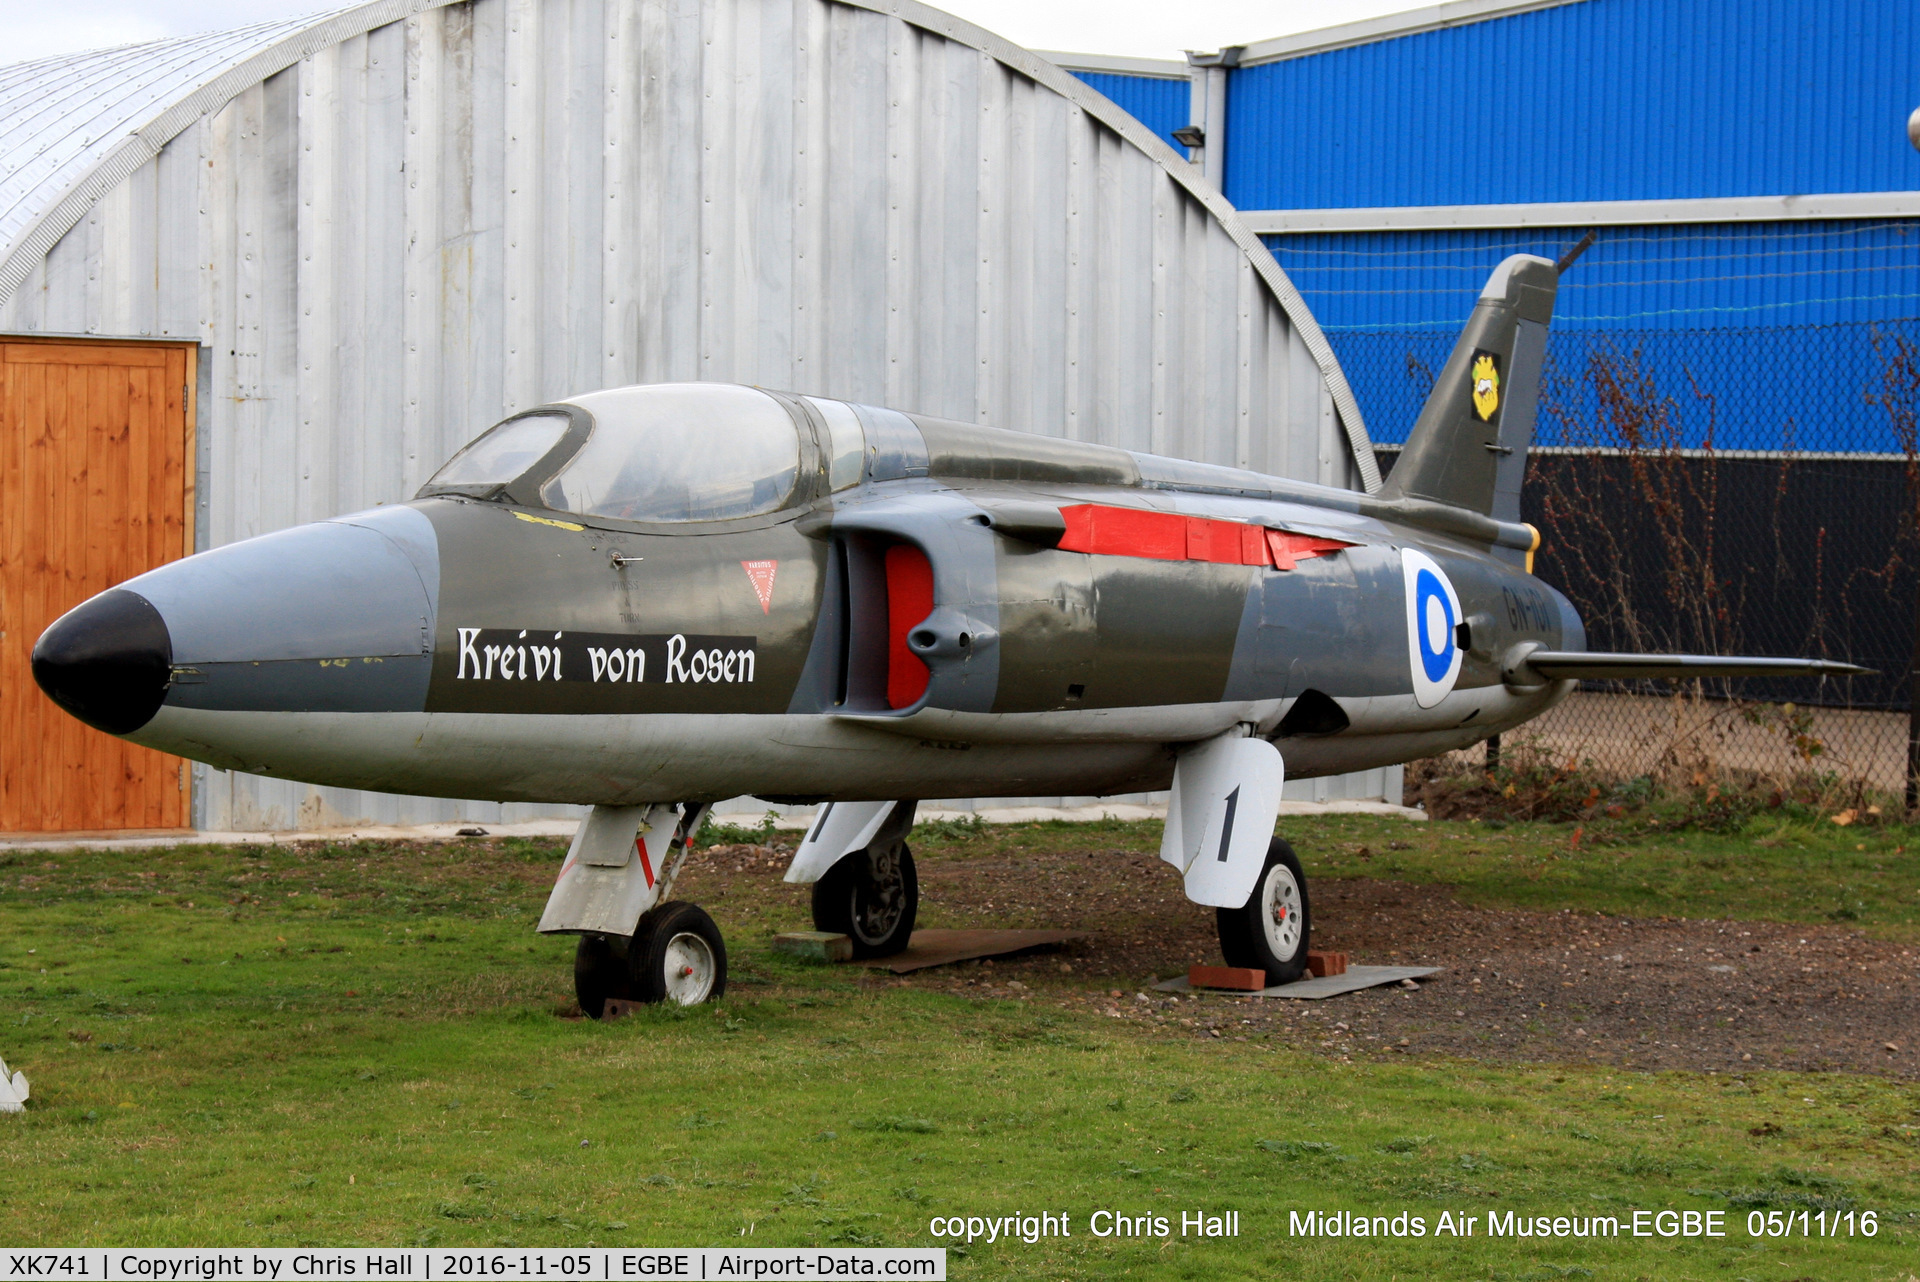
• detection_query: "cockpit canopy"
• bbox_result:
[418,378,1154,523]
[548,384,799,521]
[420,382,827,523]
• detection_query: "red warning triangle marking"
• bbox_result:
[741,559,778,614]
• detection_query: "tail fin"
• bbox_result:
[1379,254,1558,521]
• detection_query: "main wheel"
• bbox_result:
[632,901,727,1005]
[1216,837,1310,986]
[812,842,918,958]
[575,931,634,1020]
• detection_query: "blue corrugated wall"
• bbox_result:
[1272,221,1920,451]
[1271,221,1920,332]
[1069,71,1190,155]
[1325,319,1920,451]
[1224,0,1920,210]
[1060,4,1920,455]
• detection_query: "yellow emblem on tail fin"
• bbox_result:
[1471,351,1500,422]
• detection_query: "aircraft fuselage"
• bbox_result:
[37,389,1579,807]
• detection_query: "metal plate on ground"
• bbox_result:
[1155,964,1443,999]
[857,929,1088,974]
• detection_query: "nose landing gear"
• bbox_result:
[575,900,728,1017]
[544,801,734,1016]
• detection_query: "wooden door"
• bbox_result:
[0,337,195,833]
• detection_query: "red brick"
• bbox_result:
[1307,951,1348,978]
[1189,965,1267,991]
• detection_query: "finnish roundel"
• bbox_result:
[1402,548,1463,708]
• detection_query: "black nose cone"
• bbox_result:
[32,589,173,735]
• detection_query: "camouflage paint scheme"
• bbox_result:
[35,254,1853,813]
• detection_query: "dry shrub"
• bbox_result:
[1514,338,1908,800]
[1405,747,1612,824]
[1407,738,1903,834]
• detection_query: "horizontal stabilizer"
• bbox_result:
[1510,651,1873,683]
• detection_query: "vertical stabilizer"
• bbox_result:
[1380,254,1558,520]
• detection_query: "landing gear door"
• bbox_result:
[538,802,680,935]
[784,799,908,884]
[1160,734,1285,909]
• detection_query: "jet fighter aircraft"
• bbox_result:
[32,254,1863,1011]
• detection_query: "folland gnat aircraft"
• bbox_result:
[33,255,1862,1012]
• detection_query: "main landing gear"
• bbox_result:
[812,838,918,959]
[783,799,920,960]
[1216,836,1311,986]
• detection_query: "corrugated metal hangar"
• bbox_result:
[0,0,1393,834]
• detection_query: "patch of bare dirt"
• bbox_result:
[684,840,1920,1078]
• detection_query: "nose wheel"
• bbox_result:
[575,900,729,1016]
[1215,837,1310,986]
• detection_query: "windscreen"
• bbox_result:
[544,384,800,522]
[426,412,571,488]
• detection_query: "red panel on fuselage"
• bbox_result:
[1058,503,1352,571]
[885,544,934,709]
[1059,504,1188,561]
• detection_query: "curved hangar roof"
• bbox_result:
[0,0,1378,493]
[0,14,314,269]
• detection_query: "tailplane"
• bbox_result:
[1379,253,1558,521]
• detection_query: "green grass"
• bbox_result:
[1,825,1916,1278]
[1287,813,1920,937]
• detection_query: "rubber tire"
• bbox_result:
[574,932,634,1020]
[1216,837,1311,986]
[811,842,918,959]
[631,901,728,1006]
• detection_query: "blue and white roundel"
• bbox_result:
[1402,548,1463,708]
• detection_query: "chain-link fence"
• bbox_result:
[1337,320,1920,798]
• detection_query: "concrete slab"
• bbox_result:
[1279,800,1427,821]
[0,819,580,854]
[1155,964,1443,1000]
[857,928,1088,974]
[913,803,1167,826]
[905,800,1425,826]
